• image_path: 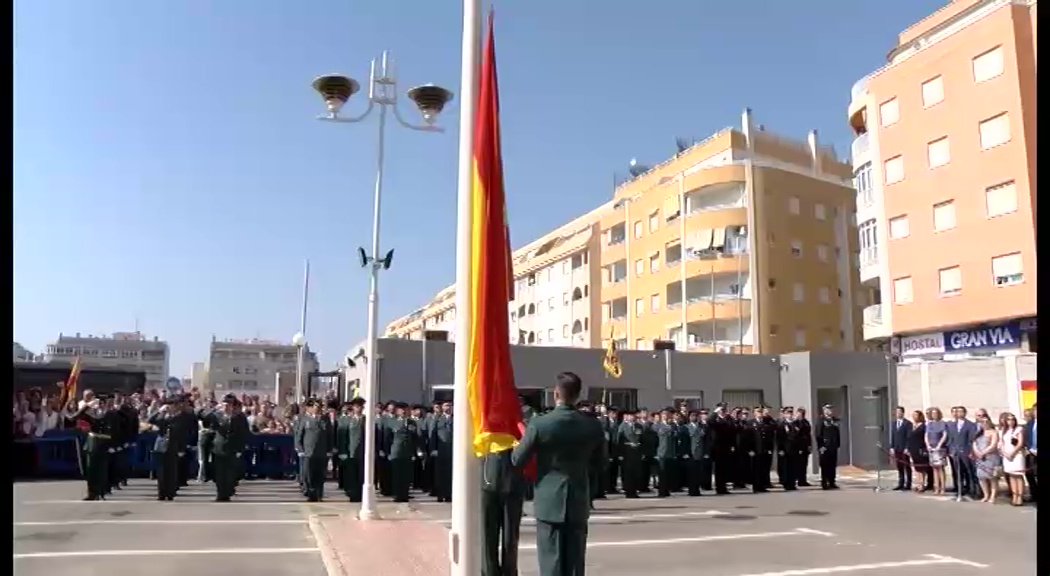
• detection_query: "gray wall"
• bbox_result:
[345,338,896,469]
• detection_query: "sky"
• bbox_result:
[14,0,949,374]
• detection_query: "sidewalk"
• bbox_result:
[308,504,449,576]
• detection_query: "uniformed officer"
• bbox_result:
[149,396,190,501]
[230,398,251,487]
[794,408,813,487]
[710,403,735,494]
[117,395,140,488]
[200,394,249,502]
[337,398,367,502]
[674,411,691,492]
[178,395,197,488]
[775,406,799,490]
[101,398,123,495]
[72,396,110,501]
[197,399,218,483]
[756,406,777,491]
[616,410,644,498]
[386,402,418,503]
[815,404,841,490]
[511,371,605,576]
[654,408,678,498]
[603,407,621,495]
[639,409,657,493]
[685,410,709,497]
[480,418,527,576]
[520,397,536,502]
[376,402,395,496]
[295,399,333,502]
[428,401,454,503]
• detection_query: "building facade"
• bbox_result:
[207,337,318,395]
[848,0,1037,362]
[384,207,606,349]
[13,342,36,362]
[602,110,863,355]
[44,332,170,390]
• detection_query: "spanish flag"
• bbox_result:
[59,356,82,407]
[467,12,523,459]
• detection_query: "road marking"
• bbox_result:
[429,510,727,525]
[730,554,987,576]
[22,500,307,506]
[15,519,307,527]
[13,548,321,559]
[519,528,830,551]
[794,527,834,537]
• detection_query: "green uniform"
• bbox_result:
[337,414,366,502]
[616,421,644,497]
[376,415,392,496]
[481,448,526,576]
[74,406,111,500]
[511,405,605,576]
[199,408,250,501]
[428,413,453,502]
[149,409,190,500]
[295,413,332,501]
[654,422,678,497]
[386,417,418,502]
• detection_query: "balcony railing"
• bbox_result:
[851,132,870,159]
[860,246,880,268]
[863,304,884,327]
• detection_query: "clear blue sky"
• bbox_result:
[14,0,947,374]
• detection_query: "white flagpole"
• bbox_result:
[449,0,482,573]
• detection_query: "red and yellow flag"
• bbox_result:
[59,356,82,407]
[468,12,525,460]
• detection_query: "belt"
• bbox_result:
[89,433,112,439]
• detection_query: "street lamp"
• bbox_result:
[292,331,306,404]
[312,51,453,522]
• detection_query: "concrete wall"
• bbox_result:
[895,354,1037,420]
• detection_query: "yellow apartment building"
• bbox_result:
[601,109,865,354]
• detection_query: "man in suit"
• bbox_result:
[512,372,605,576]
[946,406,978,498]
[1025,403,1037,503]
[889,406,913,491]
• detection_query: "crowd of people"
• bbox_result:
[888,404,1038,506]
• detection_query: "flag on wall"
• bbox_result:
[467,12,525,459]
[1020,380,1037,411]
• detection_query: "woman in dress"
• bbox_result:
[998,412,1027,506]
[907,410,930,492]
[924,407,949,495]
[972,418,1001,503]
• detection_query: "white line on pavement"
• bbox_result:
[429,510,727,525]
[22,500,306,506]
[518,528,831,551]
[15,519,307,527]
[13,548,321,560]
[729,554,988,576]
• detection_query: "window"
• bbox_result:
[888,215,910,239]
[563,292,570,305]
[932,201,956,232]
[790,240,803,258]
[817,244,829,262]
[893,276,913,304]
[547,329,555,341]
[859,219,878,265]
[562,260,570,274]
[649,253,660,273]
[921,75,944,107]
[927,137,950,168]
[884,155,904,185]
[818,287,830,303]
[938,266,962,296]
[854,162,874,207]
[815,203,826,220]
[648,212,659,233]
[985,181,1018,217]
[991,252,1024,286]
[794,329,807,348]
[979,113,1011,149]
[634,220,643,238]
[650,293,661,312]
[793,283,804,302]
[562,325,569,338]
[972,46,1004,83]
[879,98,900,127]
[635,298,644,317]
[634,259,644,276]
[789,196,800,215]
[547,297,554,311]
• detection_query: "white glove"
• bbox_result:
[124,443,132,448]
[417,451,424,458]
[748,451,755,457]
[379,451,386,457]
[107,448,115,454]
[297,452,305,457]
[618,456,624,461]
[703,455,710,459]
[338,454,348,461]
[235,452,242,458]
[778,451,785,456]
[819,447,826,454]
[178,452,185,457]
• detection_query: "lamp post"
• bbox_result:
[311,52,453,521]
[292,331,306,404]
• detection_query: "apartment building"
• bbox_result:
[44,332,170,390]
[13,342,36,362]
[385,212,605,348]
[207,337,318,394]
[601,110,862,354]
[847,0,1037,361]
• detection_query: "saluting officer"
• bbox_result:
[815,404,841,490]
[616,410,644,498]
[710,404,735,495]
[337,398,367,502]
[73,395,110,501]
[794,407,813,487]
[775,406,799,490]
[654,408,678,498]
[149,396,190,501]
[296,399,333,502]
[200,394,249,502]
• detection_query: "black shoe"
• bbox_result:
[798,482,812,487]
[166,496,174,501]
[893,486,904,491]
[828,484,840,490]
[82,496,98,501]
[157,496,166,501]
[215,497,231,502]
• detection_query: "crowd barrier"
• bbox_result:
[22,430,301,480]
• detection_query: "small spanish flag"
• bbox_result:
[1020,380,1037,411]
[59,356,82,407]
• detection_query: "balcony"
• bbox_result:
[862,304,891,341]
[851,132,870,161]
[859,246,880,284]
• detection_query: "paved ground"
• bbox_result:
[14,474,1035,576]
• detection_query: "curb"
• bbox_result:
[307,514,348,576]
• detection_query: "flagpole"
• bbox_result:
[450,0,482,573]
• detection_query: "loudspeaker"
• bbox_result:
[653,339,676,351]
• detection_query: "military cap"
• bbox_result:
[781,406,793,413]
[222,393,238,404]
[822,403,833,410]
[688,409,701,416]
[698,408,710,415]
[607,406,620,412]
[348,397,366,407]
[715,402,728,409]
[660,406,674,413]
[394,401,409,409]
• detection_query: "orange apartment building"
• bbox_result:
[600,110,865,355]
[848,0,1037,360]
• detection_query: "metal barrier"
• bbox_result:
[21,430,300,480]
